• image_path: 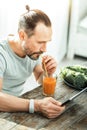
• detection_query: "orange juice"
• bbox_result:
[43,77,56,96]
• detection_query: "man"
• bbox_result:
[0,5,65,118]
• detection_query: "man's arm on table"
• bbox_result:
[33,64,44,84]
[0,61,44,112]
[0,66,65,119]
[0,78,39,112]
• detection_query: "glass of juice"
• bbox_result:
[43,75,57,96]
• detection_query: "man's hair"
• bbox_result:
[18,5,51,37]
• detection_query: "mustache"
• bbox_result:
[29,51,43,57]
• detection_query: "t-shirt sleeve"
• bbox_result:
[0,54,6,78]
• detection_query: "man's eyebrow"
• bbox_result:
[38,41,46,43]
[38,39,52,43]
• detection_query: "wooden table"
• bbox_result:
[0,78,87,130]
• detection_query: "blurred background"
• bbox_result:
[0,0,69,62]
[0,0,87,93]
[0,0,87,62]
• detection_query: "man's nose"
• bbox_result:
[40,44,47,52]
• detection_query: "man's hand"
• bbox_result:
[42,55,57,76]
[34,97,65,119]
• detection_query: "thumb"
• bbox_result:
[50,98,61,106]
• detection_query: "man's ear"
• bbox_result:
[18,30,26,40]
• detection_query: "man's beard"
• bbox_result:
[22,41,43,60]
[27,51,43,60]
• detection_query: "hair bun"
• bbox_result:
[25,5,30,12]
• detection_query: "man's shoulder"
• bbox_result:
[0,40,7,55]
[0,39,7,44]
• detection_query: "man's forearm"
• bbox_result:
[0,92,65,119]
[0,92,29,112]
[37,72,43,84]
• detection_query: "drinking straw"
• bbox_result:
[43,61,49,77]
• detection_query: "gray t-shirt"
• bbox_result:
[0,40,41,96]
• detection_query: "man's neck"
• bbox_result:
[7,35,26,58]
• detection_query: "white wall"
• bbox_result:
[0,0,69,63]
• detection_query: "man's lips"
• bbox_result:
[29,51,43,57]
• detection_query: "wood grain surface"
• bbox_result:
[0,78,87,130]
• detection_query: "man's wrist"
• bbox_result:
[34,100,41,112]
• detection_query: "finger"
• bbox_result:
[47,63,57,71]
[49,103,65,113]
[50,98,62,106]
[42,55,49,62]
[47,68,56,75]
[43,56,52,63]
[46,60,56,68]
[50,98,65,111]
[45,112,63,119]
